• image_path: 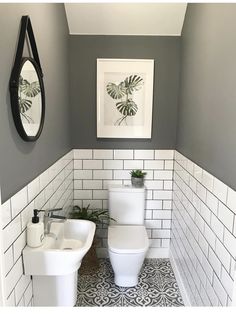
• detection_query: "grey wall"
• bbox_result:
[0,4,71,202]
[176,4,236,190]
[69,36,180,149]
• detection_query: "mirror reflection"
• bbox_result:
[18,60,42,137]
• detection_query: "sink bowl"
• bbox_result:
[22,219,96,306]
[23,219,96,276]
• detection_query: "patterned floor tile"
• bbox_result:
[76,258,184,307]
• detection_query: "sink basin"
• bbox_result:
[22,219,96,306]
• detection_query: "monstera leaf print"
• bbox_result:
[106,75,143,126]
[18,75,41,123]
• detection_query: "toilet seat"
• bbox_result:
[108,225,149,254]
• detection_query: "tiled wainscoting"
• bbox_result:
[0,151,73,306]
[171,151,236,306]
[73,149,174,258]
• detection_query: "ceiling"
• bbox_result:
[64,3,187,36]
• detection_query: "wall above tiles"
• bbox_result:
[65,3,187,36]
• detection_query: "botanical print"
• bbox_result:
[18,74,41,124]
[105,74,144,126]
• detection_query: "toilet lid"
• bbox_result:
[108,225,149,254]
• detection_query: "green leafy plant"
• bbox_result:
[130,169,147,178]
[18,75,41,123]
[69,204,115,225]
[106,74,144,126]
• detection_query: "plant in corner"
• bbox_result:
[130,169,147,187]
[69,204,115,273]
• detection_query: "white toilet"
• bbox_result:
[108,184,149,287]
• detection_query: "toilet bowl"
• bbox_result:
[108,225,149,287]
[108,185,149,287]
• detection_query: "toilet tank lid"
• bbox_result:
[108,184,145,193]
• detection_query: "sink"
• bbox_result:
[23,219,96,306]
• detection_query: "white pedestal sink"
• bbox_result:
[23,219,96,306]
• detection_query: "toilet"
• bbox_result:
[108,184,149,287]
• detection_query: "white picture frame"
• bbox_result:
[97,58,154,138]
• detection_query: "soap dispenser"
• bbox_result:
[27,209,44,248]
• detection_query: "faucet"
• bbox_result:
[43,208,67,235]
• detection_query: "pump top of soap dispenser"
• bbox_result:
[32,209,40,223]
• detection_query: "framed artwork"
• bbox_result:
[97,59,154,138]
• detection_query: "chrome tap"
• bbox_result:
[43,208,67,235]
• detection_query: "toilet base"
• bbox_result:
[114,275,138,287]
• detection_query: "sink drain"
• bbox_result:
[63,247,72,250]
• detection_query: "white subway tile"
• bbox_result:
[196,183,207,202]
[153,210,171,220]
[134,150,154,160]
[113,170,130,180]
[193,164,202,182]
[74,170,92,180]
[24,281,33,306]
[208,247,221,277]
[206,191,218,216]
[124,160,143,170]
[74,149,92,159]
[211,214,224,241]
[227,187,236,215]
[104,160,123,169]
[152,229,171,238]
[27,177,40,203]
[5,290,16,306]
[13,231,26,262]
[155,150,174,160]
[15,275,31,305]
[83,180,102,190]
[114,150,133,160]
[93,170,112,180]
[154,171,172,180]
[215,239,231,271]
[145,210,152,219]
[3,215,22,251]
[153,191,172,200]
[164,181,173,190]
[162,220,171,229]
[145,220,162,229]
[218,202,234,232]
[74,180,82,189]
[224,229,236,258]
[73,160,82,169]
[213,273,228,306]
[144,180,163,190]
[11,187,28,218]
[145,171,154,180]
[21,202,34,231]
[202,170,214,191]
[83,160,103,170]
[186,160,194,175]
[146,190,153,200]
[204,223,216,250]
[189,176,197,193]
[221,267,234,297]
[1,200,12,228]
[4,247,14,276]
[74,190,92,200]
[213,178,228,204]
[103,180,122,189]
[146,200,162,210]
[163,200,172,210]
[150,239,161,247]
[162,239,170,248]
[93,190,108,200]
[5,257,23,298]
[164,160,174,170]
[200,202,211,225]
[144,160,164,170]
[93,149,113,159]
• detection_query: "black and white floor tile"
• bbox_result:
[76,258,184,307]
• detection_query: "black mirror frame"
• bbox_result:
[9,16,45,142]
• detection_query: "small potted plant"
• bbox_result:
[69,204,115,272]
[130,169,147,187]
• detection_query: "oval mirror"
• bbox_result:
[11,57,45,141]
